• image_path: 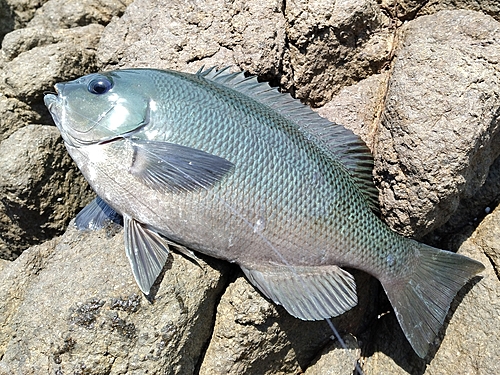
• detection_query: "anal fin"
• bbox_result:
[241,263,358,320]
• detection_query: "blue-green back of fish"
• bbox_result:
[44,67,484,358]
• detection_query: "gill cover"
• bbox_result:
[53,71,151,145]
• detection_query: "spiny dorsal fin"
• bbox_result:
[197,67,379,213]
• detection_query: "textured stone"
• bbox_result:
[316,72,389,151]
[0,24,104,104]
[0,225,228,375]
[0,125,92,259]
[98,0,287,77]
[304,335,361,375]
[0,0,47,43]
[284,0,394,106]
[380,0,500,22]
[199,270,376,374]
[28,0,131,29]
[375,10,500,238]
[0,95,40,142]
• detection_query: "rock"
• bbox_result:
[304,335,361,375]
[0,96,40,142]
[423,154,500,250]
[27,0,131,29]
[315,72,389,151]
[97,0,287,78]
[199,270,376,374]
[0,24,104,104]
[284,0,394,106]
[379,0,500,22]
[361,205,500,374]
[375,10,500,238]
[0,224,228,375]
[0,125,93,259]
[0,0,46,43]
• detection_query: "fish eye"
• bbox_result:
[87,76,113,95]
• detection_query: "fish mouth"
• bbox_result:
[44,84,64,129]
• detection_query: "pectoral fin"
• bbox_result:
[123,215,171,294]
[129,140,234,193]
[75,196,122,231]
[241,264,358,320]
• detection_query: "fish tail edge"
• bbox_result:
[381,241,484,358]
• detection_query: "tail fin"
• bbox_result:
[381,241,484,358]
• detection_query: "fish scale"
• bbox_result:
[44,66,484,358]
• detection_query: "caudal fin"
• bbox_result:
[381,241,484,358]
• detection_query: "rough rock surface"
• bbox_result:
[199,271,375,374]
[97,0,288,77]
[375,10,500,238]
[0,125,92,259]
[381,0,500,22]
[0,0,132,258]
[284,0,394,105]
[0,224,228,375]
[0,0,499,374]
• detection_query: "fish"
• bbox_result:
[44,67,484,358]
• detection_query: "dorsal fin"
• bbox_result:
[197,67,379,213]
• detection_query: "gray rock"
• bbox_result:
[0,125,93,259]
[0,224,228,375]
[315,72,390,151]
[284,0,394,106]
[27,0,132,29]
[379,0,500,22]
[0,96,40,142]
[97,0,287,78]
[0,0,47,43]
[304,335,361,375]
[375,10,500,238]
[199,269,376,374]
[0,24,104,103]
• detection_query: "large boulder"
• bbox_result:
[0,225,228,375]
[374,10,500,238]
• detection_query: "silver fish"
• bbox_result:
[44,67,484,358]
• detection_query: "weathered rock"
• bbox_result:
[27,0,131,29]
[0,224,228,375]
[0,0,47,43]
[304,335,361,375]
[316,72,389,151]
[361,205,500,374]
[284,0,394,106]
[424,154,500,250]
[380,0,500,22]
[375,10,500,238]
[0,24,104,104]
[0,125,92,260]
[0,95,40,142]
[97,0,287,78]
[199,269,376,374]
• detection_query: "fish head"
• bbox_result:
[44,70,152,146]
